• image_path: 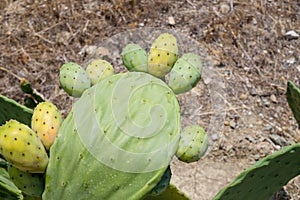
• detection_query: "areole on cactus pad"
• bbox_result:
[43,72,181,199]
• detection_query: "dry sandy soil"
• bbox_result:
[0,1,299,199]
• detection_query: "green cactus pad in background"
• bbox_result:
[168,53,202,94]
[0,94,33,126]
[149,166,172,196]
[0,168,23,200]
[213,143,300,200]
[44,72,181,199]
[144,184,190,200]
[59,62,91,97]
[286,81,300,127]
[122,43,148,73]
[86,59,115,85]
[8,165,44,197]
[31,102,63,150]
[0,120,49,173]
[148,33,178,78]
[176,125,208,163]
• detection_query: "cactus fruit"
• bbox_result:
[43,72,181,199]
[148,33,178,78]
[122,44,148,73]
[149,166,172,196]
[0,120,48,173]
[31,102,63,150]
[0,94,33,126]
[168,53,202,94]
[59,62,91,97]
[286,81,300,127]
[8,165,44,197]
[176,125,208,163]
[0,168,23,200]
[213,143,300,200]
[86,59,115,85]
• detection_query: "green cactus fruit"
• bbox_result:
[0,120,48,173]
[31,102,63,150]
[59,62,91,97]
[148,33,178,78]
[213,143,300,200]
[122,44,148,73]
[43,72,181,199]
[0,94,33,126]
[149,166,172,196]
[0,168,23,200]
[286,81,300,127]
[168,53,202,94]
[144,184,190,200]
[176,125,208,163]
[8,165,44,197]
[86,59,115,85]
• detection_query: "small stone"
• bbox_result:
[270,94,277,103]
[239,93,248,100]
[259,113,264,118]
[285,30,299,40]
[168,16,175,25]
[245,135,256,143]
[219,3,230,14]
[265,124,273,131]
[138,23,144,27]
[249,124,254,128]
[250,88,258,96]
[269,134,288,147]
[211,133,218,141]
[254,154,260,161]
[229,120,236,129]
[224,121,230,126]
[262,98,270,107]
[286,57,295,64]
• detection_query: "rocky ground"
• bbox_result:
[0,1,299,199]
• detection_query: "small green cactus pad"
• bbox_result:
[168,53,202,94]
[86,59,115,85]
[286,81,300,127]
[122,44,148,72]
[59,62,91,97]
[0,120,49,173]
[213,143,300,200]
[176,125,208,163]
[44,72,181,199]
[148,33,178,78]
[0,168,23,200]
[8,165,44,197]
[144,184,190,200]
[149,166,172,196]
[0,94,33,126]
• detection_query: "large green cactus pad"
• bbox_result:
[286,81,300,127]
[144,184,190,200]
[44,72,181,199]
[0,168,23,200]
[213,143,300,200]
[0,94,33,126]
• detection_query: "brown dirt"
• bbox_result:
[0,1,299,199]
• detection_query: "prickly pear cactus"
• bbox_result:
[8,165,44,197]
[122,44,148,73]
[0,168,23,200]
[148,33,178,78]
[176,125,208,163]
[168,53,202,94]
[0,94,33,126]
[286,81,300,127]
[31,102,62,150]
[144,184,190,200]
[148,166,172,196]
[59,62,91,97]
[213,143,300,200]
[44,72,181,199]
[86,59,115,85]
[0,120,48,173]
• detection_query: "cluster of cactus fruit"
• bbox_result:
[0,32,300,200]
